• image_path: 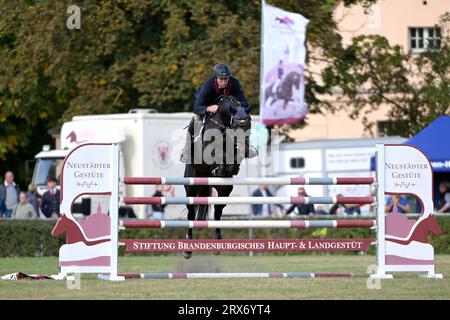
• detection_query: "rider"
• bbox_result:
[180,62,257,163]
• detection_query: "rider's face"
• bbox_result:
[216,77,229,89]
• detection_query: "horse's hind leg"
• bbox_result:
[183,204,195,259]
[213,204,224,241]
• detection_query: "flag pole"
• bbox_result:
[250,0,267,257]
[259,0,266,178]
[259,0,265,123]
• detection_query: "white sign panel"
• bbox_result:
[326,147,374,172]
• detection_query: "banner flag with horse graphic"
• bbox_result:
[260,1,309,126]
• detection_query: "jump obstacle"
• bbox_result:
[122,176,375,185]
[122,196,376,205]
[52,143,443,281]
[119,272,353,279]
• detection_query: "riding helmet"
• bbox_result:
[213,63,232,79]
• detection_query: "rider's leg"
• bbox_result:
[180,118,195,163]
[234,125,258,160]
[191,115,204,164]
[245,135,258,159]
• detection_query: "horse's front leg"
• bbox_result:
[183,204,195,260]
[212,185,233,255]
[183,183,197,259]
[213,204,225,241]
[186,204,195,238]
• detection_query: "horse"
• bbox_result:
[264,71,301,109]
[183,95,251,259]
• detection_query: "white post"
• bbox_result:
[372,144,393,279]
[99,143,125,281]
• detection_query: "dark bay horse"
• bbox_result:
[265,71,301,109]
[183,95,251,259]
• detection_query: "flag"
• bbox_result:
[260,1,309,126]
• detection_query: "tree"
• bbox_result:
[0,0,381,184]
[322,13,450,137]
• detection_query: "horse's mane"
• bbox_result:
[203,96,243,128]
[216,95,241,114]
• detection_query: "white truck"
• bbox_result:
[31,109,261,219]
[272,136,406,215]
[31,109,405,218]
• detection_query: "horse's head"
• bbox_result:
[216,96,250,130]
[51,213,68,237]
[422,214,443,236]
[230,105,251,130]
[286,71,301,90]
[205,96,250,177]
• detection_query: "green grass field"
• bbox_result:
[0,254,449,300]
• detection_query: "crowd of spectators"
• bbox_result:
[249,181,450,218]
[249,186,364,218]
[1,169,450,220]
[0,171,60,220]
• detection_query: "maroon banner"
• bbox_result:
[122,238,374,252]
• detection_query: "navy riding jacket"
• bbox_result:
[193,76,251,116]
[41,189,60,218]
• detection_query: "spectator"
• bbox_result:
[315,205,328,215]
[12,192,37,220]
[385,194,410,214]
[36,194,46,219]
[284,187,315,217]
[347,205,361,215]
[273,185,288,217]
[251,185,283,217]
[0,171,21,218]
[147,185,167,220]
[41,176,60,219]
[437,182,450,213]
[26,183,39,216]
[329,194,348,215]
[0,195,7,218]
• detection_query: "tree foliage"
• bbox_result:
[323,13,450,137]
[0,0,372,177]
[1,0,448,184]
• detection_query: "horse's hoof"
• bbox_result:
[213,230,221,255]
[212,166,224,177]
[183,233,193,259]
